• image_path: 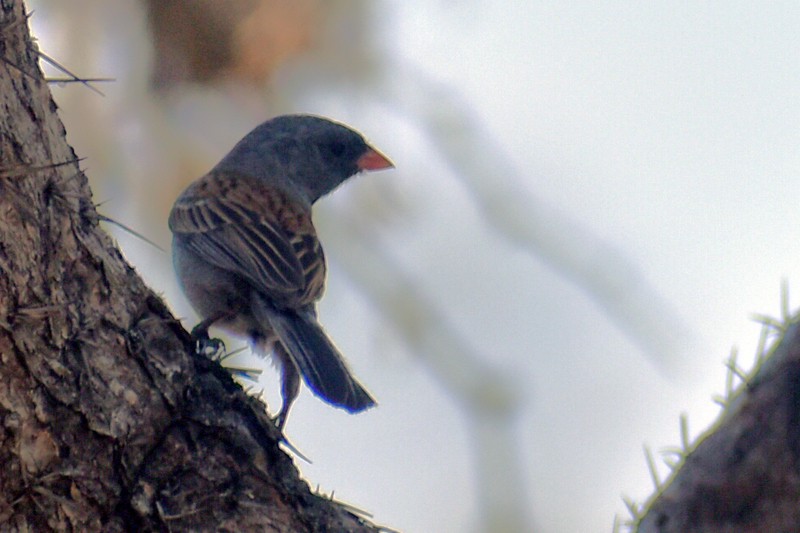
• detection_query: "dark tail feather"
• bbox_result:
[257,303,376,412]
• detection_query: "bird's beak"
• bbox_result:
[357,148,394,171]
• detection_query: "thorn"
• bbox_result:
[643,444,661,491]
[679,412,690,452]
[723,353,749,388]
[780,278,791,323]
[0,158,84,179]
[228,368,263,382]
[612,515,621,533]
[217,345,248,362]
[724,347,738,397]
[621,495,639,519]
[36,50,105,96]
[278,436,312,464]
[662,456,679,470]
[750,312,785,332]
[46,76,115,85]
[711,394,728,408]
[97,213,166,252]
[328,495,374,520]
[659,447,684,461]
[754,325,771,366]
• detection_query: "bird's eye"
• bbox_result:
[328,140,346,158]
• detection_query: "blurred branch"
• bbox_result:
[375,64,697,375]
[143,0,318,88]
[328,215,533,533]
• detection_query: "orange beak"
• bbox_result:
[357,148,394,171]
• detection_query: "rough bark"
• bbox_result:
[0,2,379,531]
[636,320,800,533]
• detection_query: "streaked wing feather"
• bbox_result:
[291,233,326,302]
[170,184,325,305]
[171,197,303,294]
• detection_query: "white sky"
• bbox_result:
[379,2,800,531]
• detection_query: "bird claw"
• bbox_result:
[191,326,226,359]
[198,337,226,359]
[271,413,286,433]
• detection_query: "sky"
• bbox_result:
[381,2,800,531]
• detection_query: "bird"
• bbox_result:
[168,114,393,430]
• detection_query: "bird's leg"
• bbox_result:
[273,345,301,432]
[190,315,227,359]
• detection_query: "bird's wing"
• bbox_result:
[169,174,326,306]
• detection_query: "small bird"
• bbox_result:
[169,114,393,430]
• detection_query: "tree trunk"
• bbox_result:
[0,2,379,531]
[635,320,800,532]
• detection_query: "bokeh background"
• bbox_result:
[28,1,800,531]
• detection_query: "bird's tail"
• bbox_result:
[254,300,376,413]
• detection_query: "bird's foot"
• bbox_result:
[191,325,226,359]
[271,412,287,433]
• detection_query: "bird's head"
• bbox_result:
[216,114,393,204]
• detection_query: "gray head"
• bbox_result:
[214,114,392,204]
